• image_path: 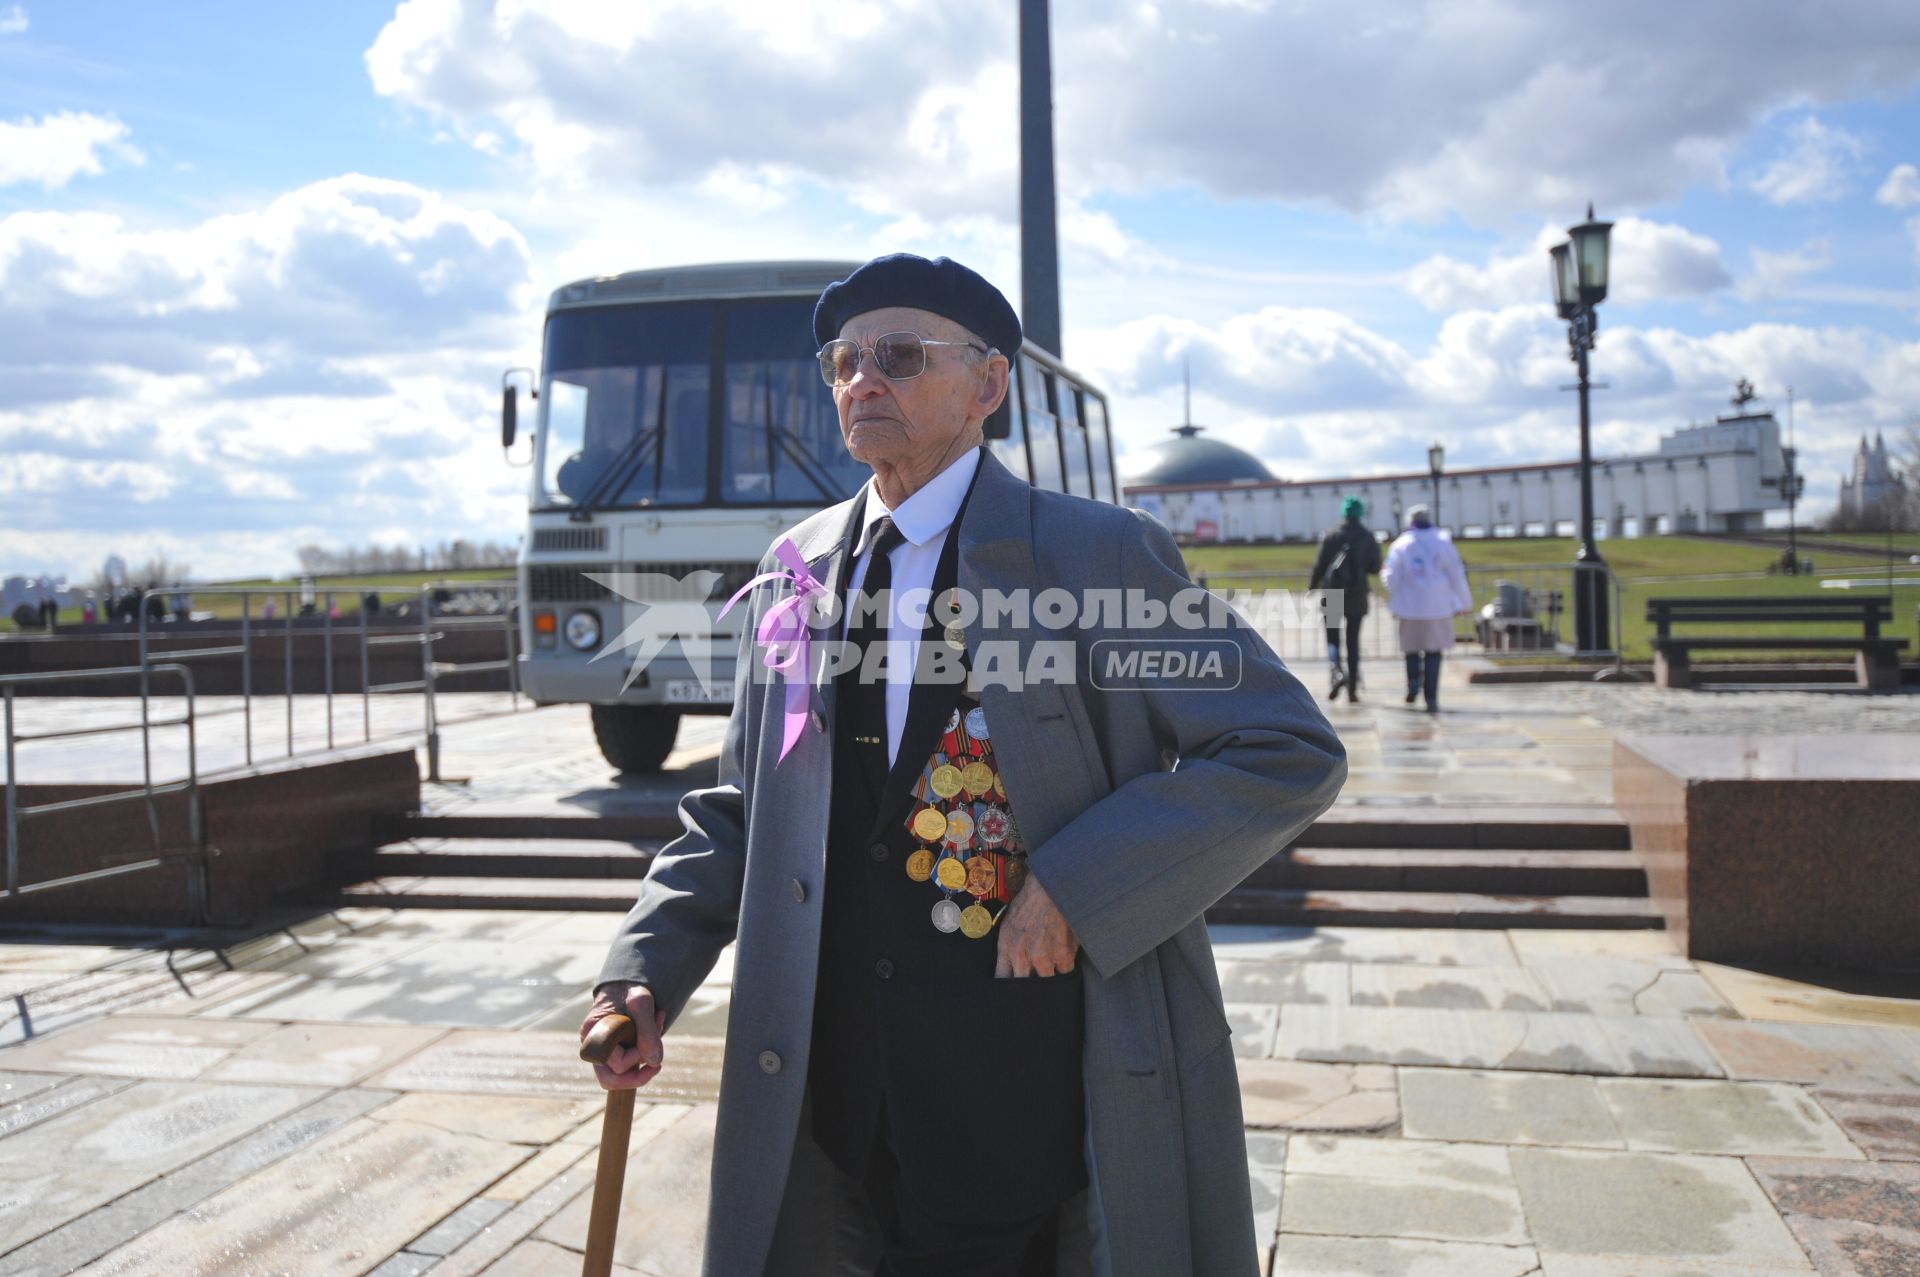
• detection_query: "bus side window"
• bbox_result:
[1081,391,1115,502]
[1057,381,1090,498]
[990,369,1030,481]
[1020,355,1064,492]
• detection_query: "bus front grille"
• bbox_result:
[528,562,762,604]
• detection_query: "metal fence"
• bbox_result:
[1195,558,1625,665]
[2,662,208,920]
[134,579,524,783]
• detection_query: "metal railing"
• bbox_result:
[133,579,524,783]
[2,662,207,921]
[1195,559,1626,665]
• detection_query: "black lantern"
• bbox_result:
[1568,203,1613,306]
[1549,242,1579,320]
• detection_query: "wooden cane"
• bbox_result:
[578,1013,640,1277]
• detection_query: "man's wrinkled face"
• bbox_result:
[832,306,991,471]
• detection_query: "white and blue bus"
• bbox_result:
[504,261,1120,772]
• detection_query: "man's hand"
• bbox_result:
[581,981,666,1091]
[995,876,1079,978]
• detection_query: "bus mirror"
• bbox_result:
[983,399,1012,440]
[502,386,517,449]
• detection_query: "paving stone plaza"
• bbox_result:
[3,677,1919,1275]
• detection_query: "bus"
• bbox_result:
[503,261,1121,772]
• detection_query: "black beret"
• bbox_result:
[813,253,1022,357]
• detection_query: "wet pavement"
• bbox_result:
[1,685,1916,1275]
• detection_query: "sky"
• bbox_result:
[3,0,1918,582]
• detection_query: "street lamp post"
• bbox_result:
[1550,204,1614,653]
[1392,494,1404,535]
[1427,441,1445,531]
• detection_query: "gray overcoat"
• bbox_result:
[597,447,1347,1276]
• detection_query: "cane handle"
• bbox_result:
[580,1013,637,1065]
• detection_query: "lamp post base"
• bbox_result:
[1573,558,1610,654]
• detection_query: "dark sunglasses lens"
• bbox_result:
[820,341,859,385]
[873,333,927,380]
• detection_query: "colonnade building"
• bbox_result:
[1122,411,1789,544]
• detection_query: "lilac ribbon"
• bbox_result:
[717,537,830,762]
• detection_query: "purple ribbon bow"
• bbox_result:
[717,536,830,762]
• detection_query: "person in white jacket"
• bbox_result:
[1381,505,1472,713]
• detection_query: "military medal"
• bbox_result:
[905,848,936,882]
[961,760,994,797]
[943,807,974,849]
[1003,856,1029,896]
[976,805,1010,846]
[992,773,1006,800]
[945,707,961,733]
[959,903,995,939]
[913,806,948,842]
[944,623,967,652]
[964,855,996,897]
[964,706,989,739]
[935,855,969,890]
[932,899,962,933]
[929,763,964,800]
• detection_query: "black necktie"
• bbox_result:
[846,515,906,785]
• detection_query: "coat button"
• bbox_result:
[875,958,895,980]
[868,842,890,863]
[810,709,826,733]
[789,879,807,904]
[758,1050,782,1075]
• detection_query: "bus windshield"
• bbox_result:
[535,298,866,511]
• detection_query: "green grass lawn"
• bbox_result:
[1184,535,1919,663]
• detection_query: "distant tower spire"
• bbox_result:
[1174,356,1201,438]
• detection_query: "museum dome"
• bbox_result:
[1127,424,1275,487]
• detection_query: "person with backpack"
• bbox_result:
[1308,496,1383,702]
[1382,504,1473,713]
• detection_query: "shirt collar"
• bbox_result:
[855,446,981,556]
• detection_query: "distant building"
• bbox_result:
[1124,404,1790,544]
[1837,432,1905,519]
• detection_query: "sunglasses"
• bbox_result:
[817,331,989,387]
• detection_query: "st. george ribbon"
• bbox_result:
[717,537,829,762]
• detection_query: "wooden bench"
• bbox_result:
[1645,595,1907,691]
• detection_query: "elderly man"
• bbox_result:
[584,254,1346,1276]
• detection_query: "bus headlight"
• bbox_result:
[564,609,601,652]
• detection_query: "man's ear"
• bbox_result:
[976,353,1011,417]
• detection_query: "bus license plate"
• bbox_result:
[665,679,729,705]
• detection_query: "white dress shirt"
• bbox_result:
[841,447,981,767]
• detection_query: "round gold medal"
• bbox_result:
[964,855,996,897]
[935,855,969,890]
[905,848,935,882]
[912,806,948,842]
[1003,856,1029,896]
[992,773,1006,800]
[959,903,995,939]
[962,761,994,796]
[929,764,964,800]
[943,807,974,849]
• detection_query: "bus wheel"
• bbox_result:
[590,705,681,774]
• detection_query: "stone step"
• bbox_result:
[1209,888,1665,930]
[1296,807,1630,851]
[1246,848,1648,897]
[380,804,682,842]
[326,875,644,910]
[362,839,658,879]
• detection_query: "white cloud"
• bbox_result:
[367,0,1920,227]
[0,5,25,35]
[1405,219,1730,312]
[0,111,142,188]
[1749,117,1867,205]
[1,175,540,580]
[1876,163,1920,208]
[1741,238,1833,300]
